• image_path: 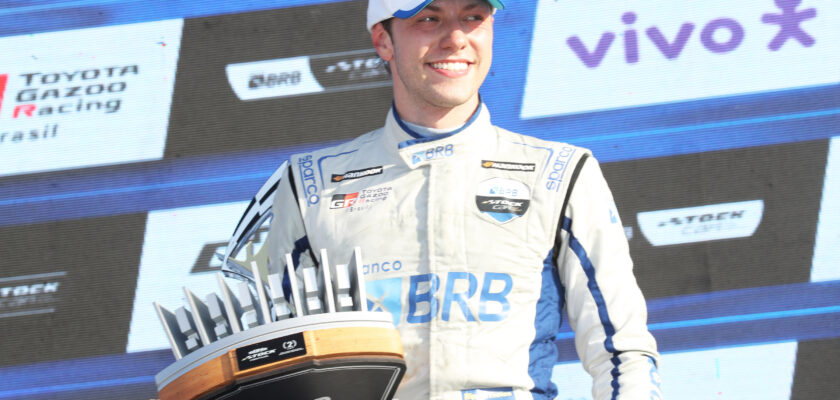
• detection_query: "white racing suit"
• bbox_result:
[266,102,662,400]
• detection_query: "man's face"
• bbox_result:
[375,0,495,112]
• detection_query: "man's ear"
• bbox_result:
[371,22,394,62]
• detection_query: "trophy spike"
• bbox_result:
[350,247,368,312]
[249,259,273,324]
[174,306,202,353]
[153,302,189,360]
[184,287,217,346]
[267,272,292,320]
[204,292,232,340]
[215,272,243,333]
[318,248,337,313]
[285,252,304,317]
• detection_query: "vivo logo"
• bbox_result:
[522,0,839,118]
[636,200,764,246]
[569,0,816,68]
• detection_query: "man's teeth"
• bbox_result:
[431,62,468,71]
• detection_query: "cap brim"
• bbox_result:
[488,0,504,11]
[393,0,504,19]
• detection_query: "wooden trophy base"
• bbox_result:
[156,312,405,400]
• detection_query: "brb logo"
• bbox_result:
[366,272,513,326]
[411,143,454,165]
[522,0,839,118]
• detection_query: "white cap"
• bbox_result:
[367,0,505,32]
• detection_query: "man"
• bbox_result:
[266,0,662,398]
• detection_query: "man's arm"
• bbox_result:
[554,156,663,400]
[266,165,319,295]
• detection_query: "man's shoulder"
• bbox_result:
[493,125,592,156]
[289,126,383,164]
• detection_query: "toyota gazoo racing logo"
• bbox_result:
[1,66,136,146]
[366,271,513,326]
[297,155,320,206]
[4,66,134,119]
[636,199,764,246]
[475,178,531,223]
[331,165,383,182]
[329,186,392,212]
[481,160,536,172]
[412,143,454,165]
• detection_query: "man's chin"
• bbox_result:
[425,90,479,109]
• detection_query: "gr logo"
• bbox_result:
[366,272,513,326]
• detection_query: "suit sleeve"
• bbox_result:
[554,155,663,400]
[266,165,318,284]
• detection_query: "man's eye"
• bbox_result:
[465,14,485,22]
[419,16,438,22]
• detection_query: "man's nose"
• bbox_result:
[440,21,468,50]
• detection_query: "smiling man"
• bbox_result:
[266,0,663,399]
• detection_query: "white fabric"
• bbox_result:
[267,104,661,399]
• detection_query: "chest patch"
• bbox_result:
[475,178,531,223]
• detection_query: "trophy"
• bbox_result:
[152,162,405,400]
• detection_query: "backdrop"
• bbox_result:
[0,0,838,399]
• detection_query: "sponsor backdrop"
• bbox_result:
[0,0,838,399]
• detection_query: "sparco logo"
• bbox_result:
[568,0,816,68]
[298,155,320,206]
[546,146,576,192]
[331,166,383,182]
[637,200,764,246]
[481,160,536,172]
[6,65,135,119]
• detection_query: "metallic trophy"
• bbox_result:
[153,162,405,400]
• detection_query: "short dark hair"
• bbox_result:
[379,18,394,75]
[381,18,393,36]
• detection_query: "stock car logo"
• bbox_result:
[475,178,531,223]
[481,160,536,172]
[235,332,306,371]
[636,199,764,246]
[226,49,389,101]
[331,166,383,182]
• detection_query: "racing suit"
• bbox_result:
[267,101,662,400]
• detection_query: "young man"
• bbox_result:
[267,0,662,398]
